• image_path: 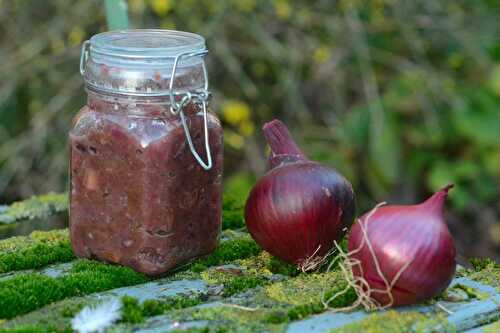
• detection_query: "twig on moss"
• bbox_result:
[220,303,259,311]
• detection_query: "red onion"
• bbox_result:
[245,119,356,270]
[347,185,456,307]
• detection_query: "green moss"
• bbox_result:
[201,268,269,296]
[469,257,497,271]
[144,296,199,320]
[265,271,343,306]
[0,193,68,224]
[59,301,85,318]
[286,302,325,321]
[190,236,261,270]
[118,295,205,324]
[224,174,254,203]
[178,269,356,329]
[121,296,144,324]
[222,195,245,230]
[267,257,300,277]
[329,311,454,333]
[170,328,210,333]
[98,261,356,331]
[234,252,274,276]
[284,287,356,322]
[483,320,500,333]
[0,324,68,333]
[1,297,90,331]
[450,283,489,300]
[142,296,203,317]
[459,257,500,290]
[223,275,268,296]
[0,234,260,322]
[185,236,261,274]
[263,310,289,324]
[0,259,148,319]
[175,305,284,333]
[261,270,356,322]
[0,229,74,274]
[235,251,298,277]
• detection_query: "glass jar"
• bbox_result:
[69,30,223,276]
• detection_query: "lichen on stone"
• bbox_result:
[0,193,68,224]
[483,320,500,333]
[169,267,357,330]
[201,265,270,296]
[0,232,261,321]
[258,269,356,322]
[0,189,498,332]
[172,304,286,333]
[443,283,490,301]
[235,251,298,277]
[329,310,454,333]
[265,271,345,306]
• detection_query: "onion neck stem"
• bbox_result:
[422,184,454,214]
[263,119,307,169]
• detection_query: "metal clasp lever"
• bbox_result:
[169,50,213,171]
[79,40,90,76]
[179,96,213,171]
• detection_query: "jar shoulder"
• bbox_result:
[70,104,222,147]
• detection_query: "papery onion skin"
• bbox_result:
[348,185,456,306]
[245,119,356,266]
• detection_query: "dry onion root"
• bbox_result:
[298,245,338,273]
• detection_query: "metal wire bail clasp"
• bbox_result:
[169,50,212,171]
[79,40,90,76]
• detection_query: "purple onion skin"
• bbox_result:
[245,119,356,265]
[348,185,456,306]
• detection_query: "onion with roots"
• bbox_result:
[325,185,457,309]
[244,119,356,271]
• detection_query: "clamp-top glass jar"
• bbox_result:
[70,30,223,275]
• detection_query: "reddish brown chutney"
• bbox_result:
[69,96,223,275]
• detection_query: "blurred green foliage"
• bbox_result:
[0,0,498,258]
